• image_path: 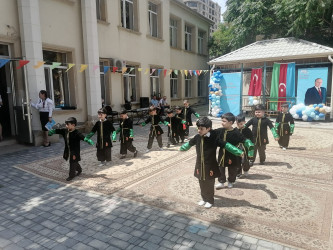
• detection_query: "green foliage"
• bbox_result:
[209,0,333,57]
[209,23,234,59]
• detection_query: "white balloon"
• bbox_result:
[314,115,320,120]
[253,100,259,105]
[302,115,308,121]
[290,109,296,115]
[293,114,299,119]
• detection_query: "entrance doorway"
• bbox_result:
[0,43,33,144]
[0,66,11,141]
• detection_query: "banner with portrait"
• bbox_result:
[297,67,328,105]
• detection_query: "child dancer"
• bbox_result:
[236,115,254,177]
[275,103,295,150]
[141,107,168,152]
[164,109,183,148]
[85,108,115,166]
[175,106,185,143]
[182,100,200,140]
[215,113,254,189]
[180,117,243,208]
[245,104,279,165]
[48,117,94,181]
[113,110,138,159]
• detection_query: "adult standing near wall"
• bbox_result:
[304,78,327,105]
[31,90,54,147]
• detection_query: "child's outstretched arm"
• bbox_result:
[112,128,121,141]
[244,139,255,157]
[84,137,94,145]
[48,129,56,136]
[267,120,279,141]
[180,142,192,151]
[290,124,295,135]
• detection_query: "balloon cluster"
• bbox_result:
[248,96,259,106]
[209,71,224,117]
[290,103,331,121]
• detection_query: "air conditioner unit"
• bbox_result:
[112,59,126,72]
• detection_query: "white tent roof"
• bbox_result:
[208,37,333,65]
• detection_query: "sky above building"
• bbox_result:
[215,0,227,14]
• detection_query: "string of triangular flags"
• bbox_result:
[0,59,210,76]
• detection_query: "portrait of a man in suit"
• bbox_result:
[304,78,327,105]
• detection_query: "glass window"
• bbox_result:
[148,2,158,37]
[150,69,160,98]
[96,0,107,21]
[198,75,205,97]
[185,25,192,51]
[120,0,134,30]
[170,72,178,98]
[123,65,137,103]
[185,74,192,98]
[169,19,178,47]
[43,50,70,108]
[0,44,9,56]
[198,31,204,54]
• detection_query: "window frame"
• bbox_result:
[170,71,178,99]
[198,30,205,54]
[169,19,178,48]
[197,74,206,97]
[123,65,137,103]
[185,24,192,51]
[150,69,161,98]
[96,0,107,22]
[148,2,158,37]
[120,0,135,30]
[185,74,192,98]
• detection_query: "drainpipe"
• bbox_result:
[329,55,333,119]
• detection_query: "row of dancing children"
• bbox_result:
[179,103,294,209]
[214,103,294,186]
[47,100,200,182]
[48,108,138,181]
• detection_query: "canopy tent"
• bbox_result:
[208,37,333,119]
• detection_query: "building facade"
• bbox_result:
[0,0,212,146]
[183,0,221,33]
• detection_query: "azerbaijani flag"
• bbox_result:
[270,63,295,110]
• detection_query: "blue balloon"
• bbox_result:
[208,84,212,87]
[313,104,317,108]
[307,117,313,121]
[319,113,325,118]
[315,110,320,115]
[296,110,303,117]
[318,104,324,108]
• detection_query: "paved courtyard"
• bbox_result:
[0,109,332,250]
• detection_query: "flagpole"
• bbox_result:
[263,62,267,108]
[240,63,243,115]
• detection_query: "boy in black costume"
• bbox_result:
[164,109,183,148]
[275,103,295,150]
[48,117,94,181]
[113,110,138,159]
[180,117,243,208]
[141,107,168,152]
[245,104,279,165]
[215,113,254,189]
[85,108,115,166]
[175,106,185,143]
[182,100,200,140]
[236,115,254,177]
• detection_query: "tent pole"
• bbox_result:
[240,63,244,114]
[263,62,267,106]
